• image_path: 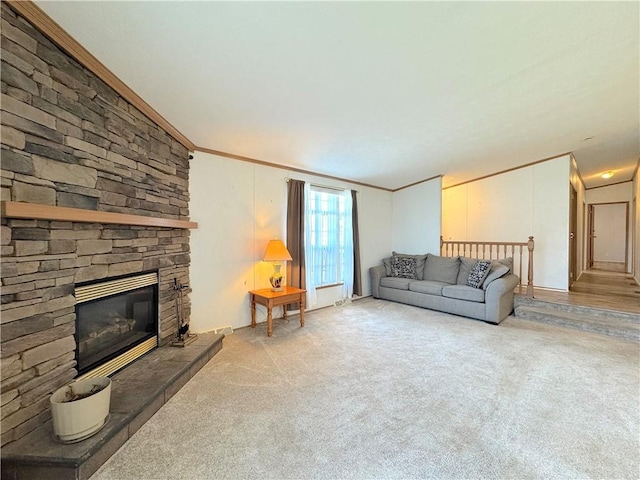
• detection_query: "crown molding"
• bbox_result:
[391,175,443,192]
[584,179,634,191]
[195,146,394,192]
[442,152,572,190]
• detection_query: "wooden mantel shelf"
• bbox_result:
[1,202,198,229]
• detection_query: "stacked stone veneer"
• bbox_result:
[1,4,193,446]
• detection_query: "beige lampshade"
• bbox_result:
[263,239,293,262]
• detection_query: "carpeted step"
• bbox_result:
[514,303,639,342]
[515,295,640,322]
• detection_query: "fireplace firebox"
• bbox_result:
[75,272,159,379]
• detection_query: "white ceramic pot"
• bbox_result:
[50,377,111,443]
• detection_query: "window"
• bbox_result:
[306,186,351,288]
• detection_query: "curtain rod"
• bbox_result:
[285,177,358,193]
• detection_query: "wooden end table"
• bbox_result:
[249,286,306,337]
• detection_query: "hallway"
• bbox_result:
[532,270,640,314]
[572,270,639,298]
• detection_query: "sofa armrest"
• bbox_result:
[484,274,520,324]
[369,265,386,298]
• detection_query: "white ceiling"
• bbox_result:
[35,1,639,190]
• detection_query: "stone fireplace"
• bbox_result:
[0,2,196,447]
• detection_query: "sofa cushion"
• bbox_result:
[497,257,513,272]
[380,277,411,290]
[382,257,392,276]
[423,254,460,284]
[467,260,492,288]
[390,255,418,279]
[457,256,477,285]
[408,280,449,296]
[392,252,428,279]
[482,263,510,290]
[442,285,486,303]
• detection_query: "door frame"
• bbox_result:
[633,197,637,278]
[569,184,578,287]
[587,201,629,271]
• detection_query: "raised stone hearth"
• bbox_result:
[1,332,224,480]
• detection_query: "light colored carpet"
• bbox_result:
[91,298,640,479]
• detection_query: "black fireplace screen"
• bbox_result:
[75,277,158,376]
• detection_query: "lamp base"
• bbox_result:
[269,274,284,292]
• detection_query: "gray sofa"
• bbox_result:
[369,253,519,324]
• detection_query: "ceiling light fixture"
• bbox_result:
[600,171,614,179]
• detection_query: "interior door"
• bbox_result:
[588,205,594,268]
[569,184,578,287]
[590,202,628,272]
[634,197,637,278]
[630,198,640,278]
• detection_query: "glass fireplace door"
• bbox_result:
[75,272,158,378]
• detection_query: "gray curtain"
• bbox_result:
[351,190,362,296]
[286,180,305,310]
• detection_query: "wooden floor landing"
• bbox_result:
[527,270,640,315]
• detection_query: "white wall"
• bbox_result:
[442,155,571,290]
[392,177,442,254]
[189,150,595,332]
[189,152,393,333]
[585,182,633,272]
[585,182,633,204]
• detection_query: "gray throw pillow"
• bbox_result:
[423,254,460,284]
[390,256,418,279]
[457,257,477,285]
[482,264,510,290]
[382,257,392,276]
[392,252,428,280]
[467,261,492,288]
[497,257,513,273]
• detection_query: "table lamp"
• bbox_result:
[263,239,293,291]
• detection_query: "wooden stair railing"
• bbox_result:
[441,236,534,297]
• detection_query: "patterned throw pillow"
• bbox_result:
[390,256,418,279]
[392,252,428,279]
[467,261,492,288]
